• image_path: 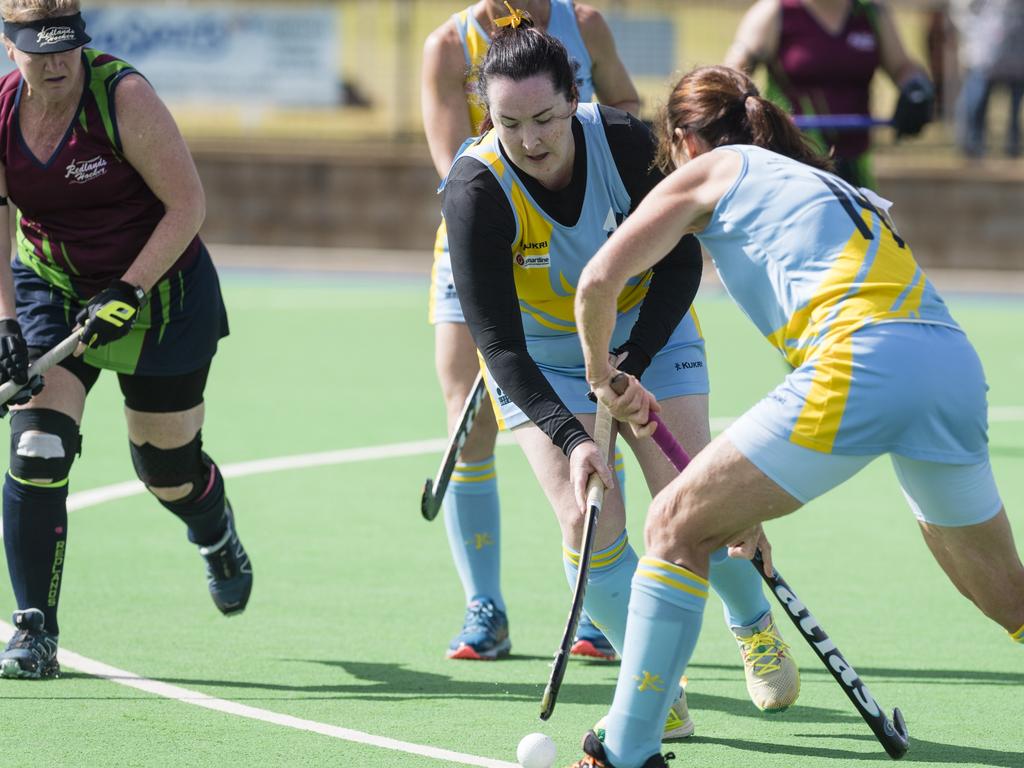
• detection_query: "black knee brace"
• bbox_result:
[130,431,206,493]
[8,409,81,486]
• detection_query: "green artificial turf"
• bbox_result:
[1,273,1020,767]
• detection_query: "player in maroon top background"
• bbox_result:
[0,0,251,680]
[726,0,934,187]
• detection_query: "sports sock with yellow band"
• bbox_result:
[1011,624,1024,644]
[3,408,79,636]
[603,556,708,768]
[563,529,638,654]
[442,456,504,612]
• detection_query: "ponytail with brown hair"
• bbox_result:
[655,65,832,174]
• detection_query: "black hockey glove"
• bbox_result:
[892,73,934,139]
[76,280,147,350]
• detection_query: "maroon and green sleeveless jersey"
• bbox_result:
[0,49,201,299]
[767,0,881,159]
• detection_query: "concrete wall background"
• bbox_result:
[193,144,1024,270]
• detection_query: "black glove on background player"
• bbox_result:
[892,73,934,139]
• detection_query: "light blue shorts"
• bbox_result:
[727,322,1002,527]
[482,327,709,430]
[429,227,464,325]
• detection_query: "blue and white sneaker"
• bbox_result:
[446,595,511,660]
[571,613,618,661]
[0,609,59,680]
[198,501,253,616]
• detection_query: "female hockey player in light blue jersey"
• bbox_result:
[572,64,1024,768]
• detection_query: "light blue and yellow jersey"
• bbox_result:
[448,103,655,372]
[453,0,594,133]
[700,146,980,458]
[696,145,959,371]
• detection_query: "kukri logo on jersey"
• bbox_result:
[65,156,108,184]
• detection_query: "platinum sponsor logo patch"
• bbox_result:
[515,253,550,269]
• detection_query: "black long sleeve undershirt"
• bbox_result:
[443,106,702,455]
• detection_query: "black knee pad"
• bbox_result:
[130,431,206,490]
[132,430,211,489]
[8,409,81,485]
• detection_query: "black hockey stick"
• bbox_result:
[540,399,614,720]
[0,331,79,409]
[421,372,488,521]
[751,551,909,759]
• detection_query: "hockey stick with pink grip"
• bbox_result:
[615,374,909,759]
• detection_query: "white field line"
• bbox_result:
[990,406,1024,422]
[65,437,462,512]
[0,620,517,768]
[9,405,1024,517]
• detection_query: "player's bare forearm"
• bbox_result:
[115,74,206,292]
[423,105,474,178]
[581,17,640,116]
[725,0,779,73]
[422,23,475,178]
[578,154,731,386]
[0,250,16,320]
[578,179,698,354]
[120,208,204,293]
[576,269,620,389]
[0,171,17,319]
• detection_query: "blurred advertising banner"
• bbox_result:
[88,5,340,106]
[1,5,341,108]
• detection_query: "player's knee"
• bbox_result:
[8,409,81,487]
[130,432,206,501]
[444,389,474,421]
[646,480,714,556]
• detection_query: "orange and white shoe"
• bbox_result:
[446,596,511,660]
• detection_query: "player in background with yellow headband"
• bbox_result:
[421,0,638,662]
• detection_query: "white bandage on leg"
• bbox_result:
[17,431,67,459]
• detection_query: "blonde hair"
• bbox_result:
[1,0,80,23]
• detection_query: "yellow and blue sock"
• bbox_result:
[603,557,709,768]
[709,546,771,628]
[442,456,504,611]
[563,530,638,654]
[1011,624,1024,644]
